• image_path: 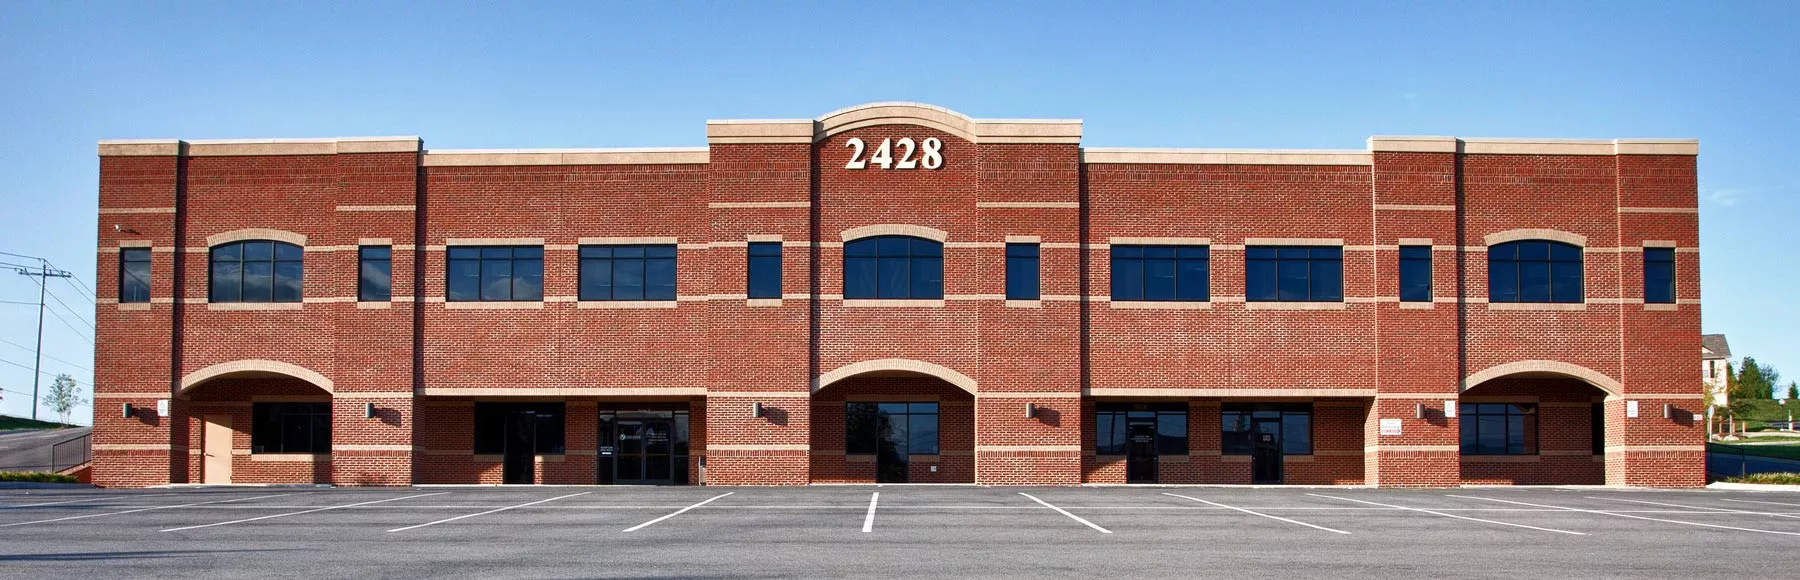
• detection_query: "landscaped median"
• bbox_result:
[0,472,78,484]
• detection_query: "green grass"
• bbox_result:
[1722,472,1800,485]
[1732,399,1797,422]
[0,471,77,483]
[0,415,75,430]
[1710,441,1800,461]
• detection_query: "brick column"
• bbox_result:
[1367,137,1462,486]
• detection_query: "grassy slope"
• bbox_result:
[0,415,75,430]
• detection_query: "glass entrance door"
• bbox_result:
[1251,418,1283,484]
[1125,419,1158,483]
[615,420,676,485]
[502,410,537,485]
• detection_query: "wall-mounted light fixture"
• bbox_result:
[122,403,134,418]
[1663,403,1673,419]
[365,402,376,419]
[752,402,765,418]
[1025,402,1037,419]
[1415,403,1426,419]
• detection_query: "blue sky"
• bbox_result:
[2,2,1796,423]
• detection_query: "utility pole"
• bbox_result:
[16,261,73,420]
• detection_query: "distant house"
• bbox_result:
[1703,334,1732,406]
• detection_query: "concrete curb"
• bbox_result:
[1706,482,1800,492]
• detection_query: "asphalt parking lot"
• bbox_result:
[2,485,1798,579]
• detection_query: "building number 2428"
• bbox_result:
[844,137,943,170]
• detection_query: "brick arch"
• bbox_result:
[1461,360,1621,397]
[179,359,334,395]
[813,358,977,395]
[840,224,949,243]
[817,102,976,143]
[206,228,308,247]
[1482,228,1587,247]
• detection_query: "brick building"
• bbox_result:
[89,102,1705,488]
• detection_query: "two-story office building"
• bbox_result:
[90,102,1704,488]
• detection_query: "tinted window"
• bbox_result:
[1111,245,1208,301]
[1005,243,1040,300]
[1398,245,1431,302]
[448,246,544,302]
[843,236,943,299]
[580,245,676,301]
[1245,246,1341,302]
[251,402,330,453]
[211,241,303,303]
[1096,403,1187,455]
[473,402,566,454]
[846,401,939,455]
[358,246,391,302]
[1644,247,1674,304]
[746,242,782,299]
[1489,241,1582,303]
[119,248,151,303]
[1221,403,1312,455]
[1459,403,1538,455]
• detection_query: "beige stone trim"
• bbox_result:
[744,234,784,243]
[1644,303,1679,311]
[206,228,307,247]
[1005,300,1042,308]
[1083,148,1371,166]
[840,224,949,243]
[978,392,1081,399]
[1084,387,1376,398]
[1462,360,1621,395]
[206,302,304,311]
[178,137,418,157]
[1109,236,1210,246]
[1243,237,1343,246]
[576,300,678,309]
[303,297,354,304]
[336,205,416,212]
[1487,302,1587,311]
[94,392,171,399]
[707,391,812,398]
[100,207,177,215]
[1396,238,1434,246]
[708,201,810,209]
[1614,139,1699,156]
[444,237,544,246]
[739,298,780,307]
[415,387,706,397]
[1640,240,1679,248]
[709,444,811,452]
[1367,136,1457,153]
[976,445,1080,453]
[352,238,392,246]
[246,453,329,463]
[575,236,678,246]
[945,294,1002,301]
[1373,204,1455,212]
[1619,207,1699,214]
[1245,301,1347,311]
[347,301,390,310]
[422,147,708,166]
[704,119,814,144]
[1365,445,1460,452]
[1109,301,1212,310]
[841,299,946,308]
[93,444,176,451]
[1483,228,1587,247]
[1604,445,1705,452]
[944,242,1001,249]
[180,359,334,394]
[1460,138,1614,156]
[1001,235,1042,244]
[810,102,1082,144]
[445,301,543,310]
[978,201,1079,209]
[324,444,412,452]
[1588,298,1638,305]
[97,139,181,156]
[815,358,977,394]
[1398,302,1435,310]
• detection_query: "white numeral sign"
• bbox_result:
[845,137,942,170]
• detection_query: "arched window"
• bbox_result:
[844,236,943,299]
[211,240,303,303]
[1488,240,1582,303]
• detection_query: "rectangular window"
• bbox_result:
[1095,403,1188,455]
[1245,246,1342,302]
[1644,247,1675,304]
[447,246,543,302]
[1458,403,1538,455]
[1398,245,1431,302]
[1221,403,1312,455]
[1110,245,1209,302]
[845,402,939,455]
[1005,243,1040,300]
[472,402,566,454]
[579,244,676,301]
[251,402,330,453]
[746,242,782,299]
[119,248,151,303]
[1591,403,1605,456]
[358,246,392,302]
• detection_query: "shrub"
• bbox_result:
[1723,472,1800,485]
[0,471,78,484]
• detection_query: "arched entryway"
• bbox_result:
[179,360,335,485]
[810,359,976,483]
[1459,360,1617,485]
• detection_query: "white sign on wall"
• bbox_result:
[1379,418,1403,436]
[1626,400,1639,418]
[156,399,170,416]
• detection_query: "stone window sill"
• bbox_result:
[207,302,303,311]
[1244,301,1346,311]
[841,299,945,308]
[1110,301,1212,310]
[1487,302,1586,311]
[577,300,677,309]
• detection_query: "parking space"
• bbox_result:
[3,485,1799,578]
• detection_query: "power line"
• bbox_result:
[24,276,94,330]
[0,357,90,386]
[0,337,90,373]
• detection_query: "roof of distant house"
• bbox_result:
[1702,334,1731,359]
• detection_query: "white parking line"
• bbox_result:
[1019,493,1111,534]
[1310,494,1585,536]
[387,492,589,533]
[0,493,295,528]
[622,492,734,533]
[862,492,879,533]
[161,492,450,532]
[1449,495,1800,537]
[1165,493,1349,534]
[1587,496,1800,520]
[1723,498,1800,509]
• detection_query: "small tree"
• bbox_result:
[40,374,85,426]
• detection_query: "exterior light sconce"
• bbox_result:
[1663,403,1673,419]
[752,402,765,418]
[122,403,134,418]
[1415,403,1426,419]
[1025,402,1037,419]
[365,403,376,419]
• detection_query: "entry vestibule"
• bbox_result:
[598,406,692,485]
